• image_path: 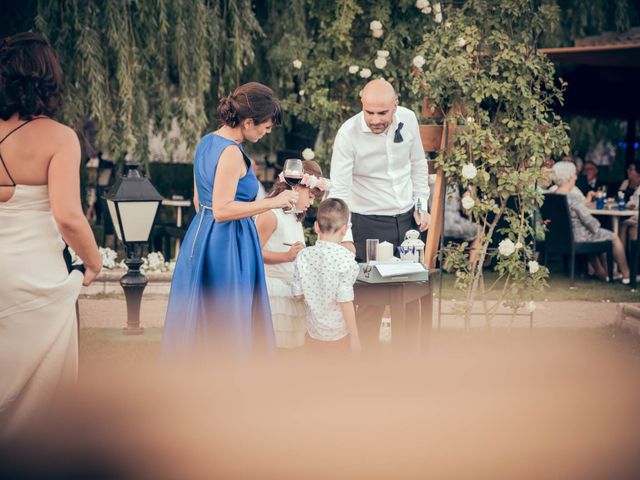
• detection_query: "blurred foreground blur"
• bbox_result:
[2,329,640,480]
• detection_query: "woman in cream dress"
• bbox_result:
[0,33,102,438]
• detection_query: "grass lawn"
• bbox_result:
[437,271,640,303]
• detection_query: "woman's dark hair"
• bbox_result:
[0,32,64,120]
[267,160,323,222]
[217,82,282,128]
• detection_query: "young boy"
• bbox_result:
[292,198,361,353]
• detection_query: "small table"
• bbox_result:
[353,280,432,351]
[588,206,637,236]
[161,199,192,259]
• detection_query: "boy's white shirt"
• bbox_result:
[292,240,359,341]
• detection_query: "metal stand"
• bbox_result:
[120,246,147,335]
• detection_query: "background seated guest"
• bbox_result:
[620,160,640,202]
[443,185,479,263]
[576,160,605,196]
[552,162,630,283]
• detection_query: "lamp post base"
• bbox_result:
[120,254,148,336]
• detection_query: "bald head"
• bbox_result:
[360,79,398,134]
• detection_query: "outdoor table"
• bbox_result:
[161,199,192,259]
[353,280,432,351]
[587,206,637,236]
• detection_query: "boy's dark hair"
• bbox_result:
[316,198,349,234]
[0,32,64,120]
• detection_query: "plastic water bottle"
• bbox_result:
[379,317,392,344]
[618,191,626,211]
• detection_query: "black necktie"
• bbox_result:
[394,122,404,143]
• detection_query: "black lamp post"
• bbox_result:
[105,160,163,335]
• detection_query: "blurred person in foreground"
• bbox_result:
[0,32,102,438]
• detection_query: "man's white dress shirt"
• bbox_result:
[329,106,430,216]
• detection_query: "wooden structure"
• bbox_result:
[420,97,457,269]
[540,28,640,166]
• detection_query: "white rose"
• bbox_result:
[526,301,536,312]
[434,13,443,23]
[498,239,516,257]
[457,36,467,47]
[415,0,428,9]
[299,89,305,96]
[461,163,477,180]
[466,116,474,124]
[528,260,540,274]
[412,55,426,68]
[370,20,382,31]
[372,28,384,38]
[444,21,451,28]
[422,6,432,14]
[302,148,315,160]
[292,59,302,69]
[348,65,360,74]
[433,3,441,13]
[376,50,390,59]
[359,68,372,78]
[515,241,523,250]
[461,196,475,210]
[374,57,387,69]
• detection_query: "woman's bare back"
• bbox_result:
[0,116,78,203]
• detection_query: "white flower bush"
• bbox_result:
[374,57,387,69]
[433,3,442,13]
[369,20,382,31]
[412,55,426,68]
[348,65,360,74]
[528,260,540,274]
[457,36,467,47]
[461,195,475,210]
[434,13,443,23]
[514,241,523,250]
[299,89,305,96]
[359,68,372,78]
[498,239,516,257]
[415,0,429,9]
[372,28,384,38]
[461,164,477,180]
[302,148,315,160]
[292,59,302,69]
[376,50,390,59]
[99,247,118,269]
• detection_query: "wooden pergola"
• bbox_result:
[540,28,640,165]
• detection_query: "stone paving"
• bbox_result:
[78,294,619,330]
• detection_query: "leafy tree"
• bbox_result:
[412,0,570,326]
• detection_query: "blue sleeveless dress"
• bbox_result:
[161,133,274,356]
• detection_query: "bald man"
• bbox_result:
[329,79,430,347]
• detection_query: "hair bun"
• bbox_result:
[217,95,239,127]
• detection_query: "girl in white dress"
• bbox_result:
[256,160,329,348]
[0,33,102,438]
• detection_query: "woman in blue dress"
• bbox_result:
[162,82,298,357]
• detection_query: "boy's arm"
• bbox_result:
[292,257,305,301]
[339,301,360,353]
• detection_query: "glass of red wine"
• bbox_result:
[282,158,304,214]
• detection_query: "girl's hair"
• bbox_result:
[217,82,282,128]
[267,160,323,221]
[0,32,64,120]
